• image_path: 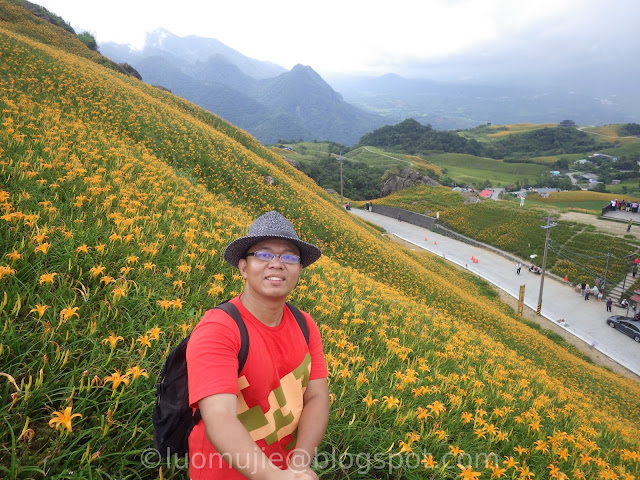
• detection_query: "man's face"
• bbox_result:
[238,239,303,301]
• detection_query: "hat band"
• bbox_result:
[250,230,299,240]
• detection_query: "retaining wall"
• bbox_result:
[372,205,437,230]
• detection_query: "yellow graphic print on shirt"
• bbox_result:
[236,353,311,447]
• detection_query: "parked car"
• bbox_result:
[606,315,640,343]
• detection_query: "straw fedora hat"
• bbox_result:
[223,211,321,268]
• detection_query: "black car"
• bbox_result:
[606,315,640,343]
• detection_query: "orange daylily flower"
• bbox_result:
[48,406,82,432]
[103,370,130,390]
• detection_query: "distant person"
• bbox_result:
[633,263,638,279]
[581,282,586,295]
[584,284,590,300]
[516,262,521,275]
[628,219,633,233]
[364,201,369,211]
[606,298,613,312]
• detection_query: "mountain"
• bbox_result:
[101,29,385,145]
[327,73,640,130]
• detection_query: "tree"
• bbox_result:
[619,123,640,136]
[77,32,98,52]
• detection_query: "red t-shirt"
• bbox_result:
[186,296,328,479]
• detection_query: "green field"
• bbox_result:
[426,153,549,186]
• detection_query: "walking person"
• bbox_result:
[606,298,613,312]
[186,211,329,479]
[633,263,638,279]
[516,262,521,275]
[584,284,590,300]
[628,219,633,232]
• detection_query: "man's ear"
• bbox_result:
[238,259,248,279]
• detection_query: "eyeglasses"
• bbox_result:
[245,251,301,264]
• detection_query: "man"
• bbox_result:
[186,211,329,479]
[516,262,521,275]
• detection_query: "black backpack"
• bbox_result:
[152,301,309,457]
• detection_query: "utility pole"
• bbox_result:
[339,151,344,206]
[537,214,558,315]
[602,248,612,294]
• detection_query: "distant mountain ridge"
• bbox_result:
[328,74,640,130]
[101,29,385,145]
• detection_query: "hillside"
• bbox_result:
[359,118,609,159]
[2,3,640,479]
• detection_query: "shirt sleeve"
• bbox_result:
[186,309,241,408]
[303,312,328,380]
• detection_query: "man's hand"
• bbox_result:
[282,466,318,480]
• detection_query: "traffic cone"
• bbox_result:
[564,275,568,281]
[471,256,475,262]
[434,240,437,245]
[424,237,428,241]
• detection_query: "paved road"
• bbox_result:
[350,208,640,377]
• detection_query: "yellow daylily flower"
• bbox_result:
[102,333,124,349]
[103,370,129,390]
[147,326,163,340]
[48,406,82,432]
[89,265,106,278]
[34,242,51,254]
[126,365,148,381]
[39,272,57,285]
[30,304,50,319]
[59,306,79,323]
[5,250,22,262]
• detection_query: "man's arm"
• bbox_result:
[288,378,330,472]
[199,394,318,480]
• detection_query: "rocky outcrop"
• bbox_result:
[283,157,302,170]
[380,167,439,197]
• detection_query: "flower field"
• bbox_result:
[366,185,465,214]
[374,186,638,287]
[2,6,640,480]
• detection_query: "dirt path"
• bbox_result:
[363,147,414,166]
[559,211,640,240]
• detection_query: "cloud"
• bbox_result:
[33,0,640,82]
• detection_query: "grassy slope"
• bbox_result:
[426,153,548,186]
[1,6,640,478]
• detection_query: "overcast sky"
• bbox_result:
[33,0,640,80]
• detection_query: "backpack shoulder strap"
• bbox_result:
[286,302,309,345]
[190,300,248,429]
[214,300,250,374]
